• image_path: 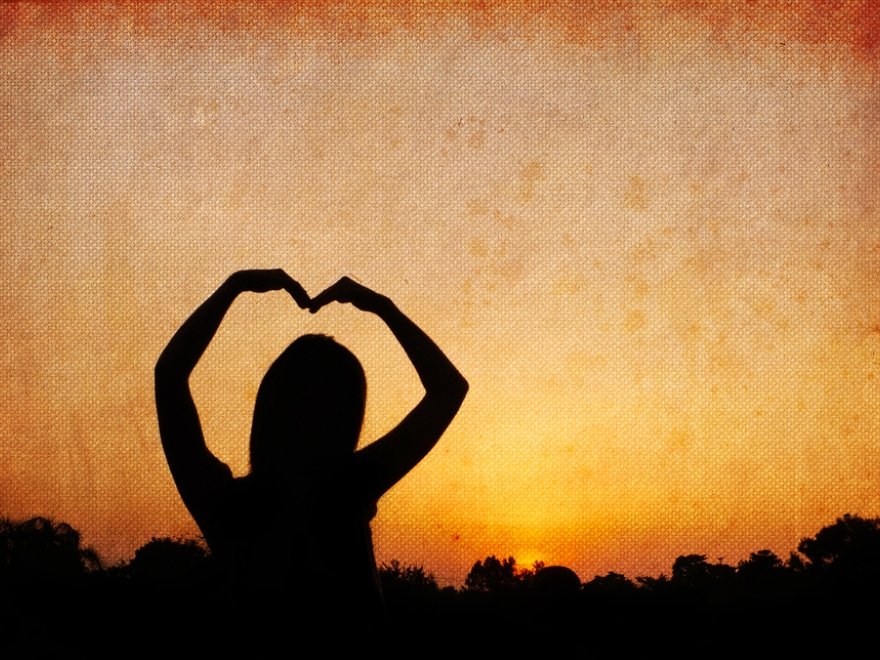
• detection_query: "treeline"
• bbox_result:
[2,514,879,652]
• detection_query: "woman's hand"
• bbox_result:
[308,276,389,315]
[228,269,310,309]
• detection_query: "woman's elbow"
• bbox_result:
[154,352,186,388]
[154,353,171,381]
[454,372,469,399]
[424,372,468,412]
[445,371,469,405]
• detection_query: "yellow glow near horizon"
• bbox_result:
[1,1,879,584]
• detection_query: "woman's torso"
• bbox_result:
[198,471,384,620]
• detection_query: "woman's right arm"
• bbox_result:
[155,269,308,515]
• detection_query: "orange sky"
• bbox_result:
[1,1,879,585]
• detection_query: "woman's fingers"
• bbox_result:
[309,277,385,314]
[285,280,311,309]
[308,278,348,313]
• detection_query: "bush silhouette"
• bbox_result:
[125,537,212,585]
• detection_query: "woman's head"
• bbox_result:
[249,334,366,477]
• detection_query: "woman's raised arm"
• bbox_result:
[308,277,468,498]
[155,269,309,516]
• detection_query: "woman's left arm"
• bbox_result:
[308,277,468,498]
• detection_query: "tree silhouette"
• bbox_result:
[796,514,880,591]
[738,548,782,573]
[671,554,735,590]
[377,559,448,630]
[464,555,525,593]
[379,559,439,594]
[0,516,99,584]
[635,573,670,591]
[583,571,636,598]
[730,549,800,607]
[798,514,880,568]
[0,517,107,659]
[736,549,788,584]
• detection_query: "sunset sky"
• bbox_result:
[1,1,879,585]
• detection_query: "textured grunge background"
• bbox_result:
[1,1,878,586]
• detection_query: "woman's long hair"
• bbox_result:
[249,334,367,478]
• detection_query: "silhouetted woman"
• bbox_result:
[155,270,468,629]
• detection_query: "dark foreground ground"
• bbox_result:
[2,578,878,657]
[3,513,880,656]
